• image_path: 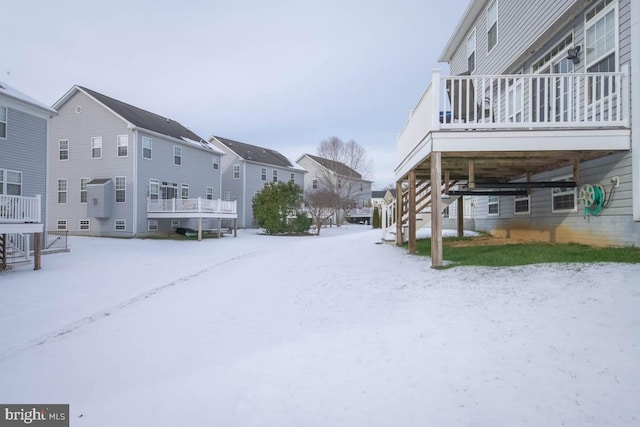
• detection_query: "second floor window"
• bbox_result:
[233,164,240,179]
[149,179,159,200]
[142,136,152,159]
[0,106,6,139]
[467,29,476,73]
[80,178,90,203]
[91,137,102,159]
[487,0,498,52]
[57,178,68,203]
[290,173,295,183]
[181,183,189,199]
[173,146,182,165]
[272,170,278,183]
[117,135,128,157]
[586,0,617,102]
[213,157,219,170]
[261,168,267,181]
[0,169,22,195]
[59,139,69,160]
[312,179,318,189]
[206,187,213,200]
[115,176,126,203]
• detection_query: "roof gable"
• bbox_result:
[302,154,362,179]
[212,136,294,169]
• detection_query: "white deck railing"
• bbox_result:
[147,198,237,214]
[0,194,42,223]
[348,207,373,216]
[398,66,630,164]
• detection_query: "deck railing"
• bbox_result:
[147,198,237,214]
[0,194,42,223]
[397,66,630,164]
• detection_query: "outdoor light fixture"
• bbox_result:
[567,46,581,64]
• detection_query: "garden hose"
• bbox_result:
[578,184,605,217]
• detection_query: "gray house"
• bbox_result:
[1,81,56,270]
[392,0,639,266]
[297,154,373,224]
[49,86,235,238]
[209,136,306,227]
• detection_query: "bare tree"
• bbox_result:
[313,137,373,224]
[304,189,341,235]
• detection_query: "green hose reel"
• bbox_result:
[578,184,605,217]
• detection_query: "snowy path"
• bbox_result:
[1,226,639,426]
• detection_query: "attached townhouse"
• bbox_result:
[392,0,639,266]
[297,154,373,224]
[209,136,306,228]
[49,86,236,239]
[1,81,56,270]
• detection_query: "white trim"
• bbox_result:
[80,177,90,204]
[114,219,126,231]
[173,145,182,166]
[487,194,500,216]
[79,219,91,231]
[91,136,102,159]
[58,139,69,161]
[142,135,152,160]
[115,176,126,203]
[56,219,67,231]
[514,194,531,215]
[116,134,129,158]
[57,178,68,204]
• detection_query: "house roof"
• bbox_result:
[0,81,57,115]
[372,189,397,199]
[299,154,364,180]
[211,136,297,169]
[54,86,219,153]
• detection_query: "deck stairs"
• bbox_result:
[0,233,33,271]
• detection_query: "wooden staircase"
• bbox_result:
[0,233,33,271]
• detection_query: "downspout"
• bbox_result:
[632,0,640,221]
[242,160,247,227]
[132,128,138,235]
[44,117,50,236]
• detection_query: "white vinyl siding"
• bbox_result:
[91,136,102,159]
[115,176,126,203]
[117,135,128,157]
[142,136,152,159]
[59,139,69,160]
[57,178,68,203]
[115,219,126,231]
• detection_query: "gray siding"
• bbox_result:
[0,102,48,226]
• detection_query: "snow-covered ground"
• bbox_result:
[1,225,639,426]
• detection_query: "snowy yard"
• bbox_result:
[1,225,639,426]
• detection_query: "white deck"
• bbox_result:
[147,198,238,219]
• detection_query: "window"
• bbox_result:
[115,176,126,203]
[117,135,128,157]
[142,136,152,159]
[487,0,498,52]
[552,176,576,212]
[161,182,178,199]
[514,194,530,214]
[0,169,22,195]
[233,164,240,179]
[312,179,318,189]
[0,106,6,139]
[59,139,69,160]
[57,179,68,203]
[337,179,342,189]
[585,0,617,102]
[223,191,231,201]
[173,146,182,165]
[206,187,213,200]
[80,178,90,203]
[79,219,90,231]
[261,167,267,181]
[149,179,159,200]
[181,183,189,199]
[57,219,67,231]
[508,80,523,122]
[290,173,295,183]
[272,170,278,183]
[115,220,126,231]
[488,195,499,215]
[91,137,102,159]
[467,28,476,73]
[148,220,158,231]
[213,157,219,170]
[171,219,180,230]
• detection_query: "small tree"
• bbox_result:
[252,181,308,235]
[372,206,381,229]
[305,189,341,235]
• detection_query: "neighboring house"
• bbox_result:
[371,189,396,207]
[393,0,639,266]
[209,136,306,227]
[297,154,373,224]
[0,81,56,270]
[49,86,235,239]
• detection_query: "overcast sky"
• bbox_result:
[3,0,470,189]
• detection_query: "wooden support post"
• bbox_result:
[233,218,237,237]
[468,160,475,189]
[573,159,580,184]
[457,196,464,238]
[431,152,443,267]
[444,170,450,194]
[33,233,41,270]
[1,233,7,271]
[198,217,203,241]
[408,169,417,254]
[395,180,403,246]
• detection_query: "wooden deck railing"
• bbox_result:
[0,194,42,223]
